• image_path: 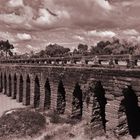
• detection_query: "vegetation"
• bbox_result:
[32,38,139,58]
[0,40,14,58]
[47,110,78,125]
[31,44,71,58]
[0,37,140,59]
[0,109,46,139]
[90,37,138,55]
[73,44,88,55]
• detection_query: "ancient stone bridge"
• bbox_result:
[1,55,140,138]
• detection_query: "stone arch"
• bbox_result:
[44,78,51,109]
[34,76,40,108]
[19,75,23,102]
[0,72,3,92]
[56,80,66,114]
[8,74,12,96]
[26,74,30,105]
[118,86,140,138]
[13,74,17,99]
[72,82,83,119]
[4,73,7,95]
[93,81,107,131]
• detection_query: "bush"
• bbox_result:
[47,110,81,125]
[47,110,62,124]
[0,109,46,139]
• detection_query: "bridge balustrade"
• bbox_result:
[1,55,140,68]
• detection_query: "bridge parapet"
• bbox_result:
[0,54,139,68]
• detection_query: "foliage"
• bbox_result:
[30,44,71,58]
[77,44,88,54]
[47,110,79,125]
[0,109,46,139]
[45,44,70,57]
[6,36,140,59]
[47,110,61,124]
[90,37,138,55]
[72,44,89,55]
[0,40,14,57]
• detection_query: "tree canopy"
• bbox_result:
[32,44,71,58]
[45,44,70,57]
[0,40,14,57]
[90,38,139,55]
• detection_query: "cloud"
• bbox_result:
[0,13,25,25]
[26,44,33,49]
[95,0,112,10]
[73,35,85,41]
[25,44,38,52]
[34,8,70,29]
[0,0,140,54]
[17,33,32,41]
[88,30,116,38]
[0,31,16,42]
[123,29,139,36]
[0,0,139,31]
[35,8,56,26]
[7,0,24,7]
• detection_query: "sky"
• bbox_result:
[0,0,140,54]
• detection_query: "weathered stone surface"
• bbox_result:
[0,63,140,138]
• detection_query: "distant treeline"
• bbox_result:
[1,37,140,59]
[29,37,139,58]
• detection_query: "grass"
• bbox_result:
[0,108,137,140]
[47,110,82,125]
[0,108,46,139]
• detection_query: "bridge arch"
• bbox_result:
[56,80,66,114]
[0,72,3,92]
[44,78,51,110]
[72,82,83,119]
[93,81,107,131]
[19,74,23,102]
[8,74,12,97]
[118,86,140,138]
[4,72,7,95]
[34,75,40,108]
[26,74,30,105]
[13,74,17,99]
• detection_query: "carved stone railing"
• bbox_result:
[0,54,140,68]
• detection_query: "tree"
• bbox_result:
[72,48,79,55]
[0,40,14,58]
[39,50,46,58]
[45,44,70,57]
[90,40,111,55]
[77,44,88,54]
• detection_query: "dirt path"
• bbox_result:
[0,93,25,117]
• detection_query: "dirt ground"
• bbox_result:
[0,93,24,117]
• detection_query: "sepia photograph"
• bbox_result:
[0,0,140,140]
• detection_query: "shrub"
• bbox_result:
[0,109,46,139]
[47,110,62,124]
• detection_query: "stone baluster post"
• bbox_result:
[127,55,135,68]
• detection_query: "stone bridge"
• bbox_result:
[1,55,140,138]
